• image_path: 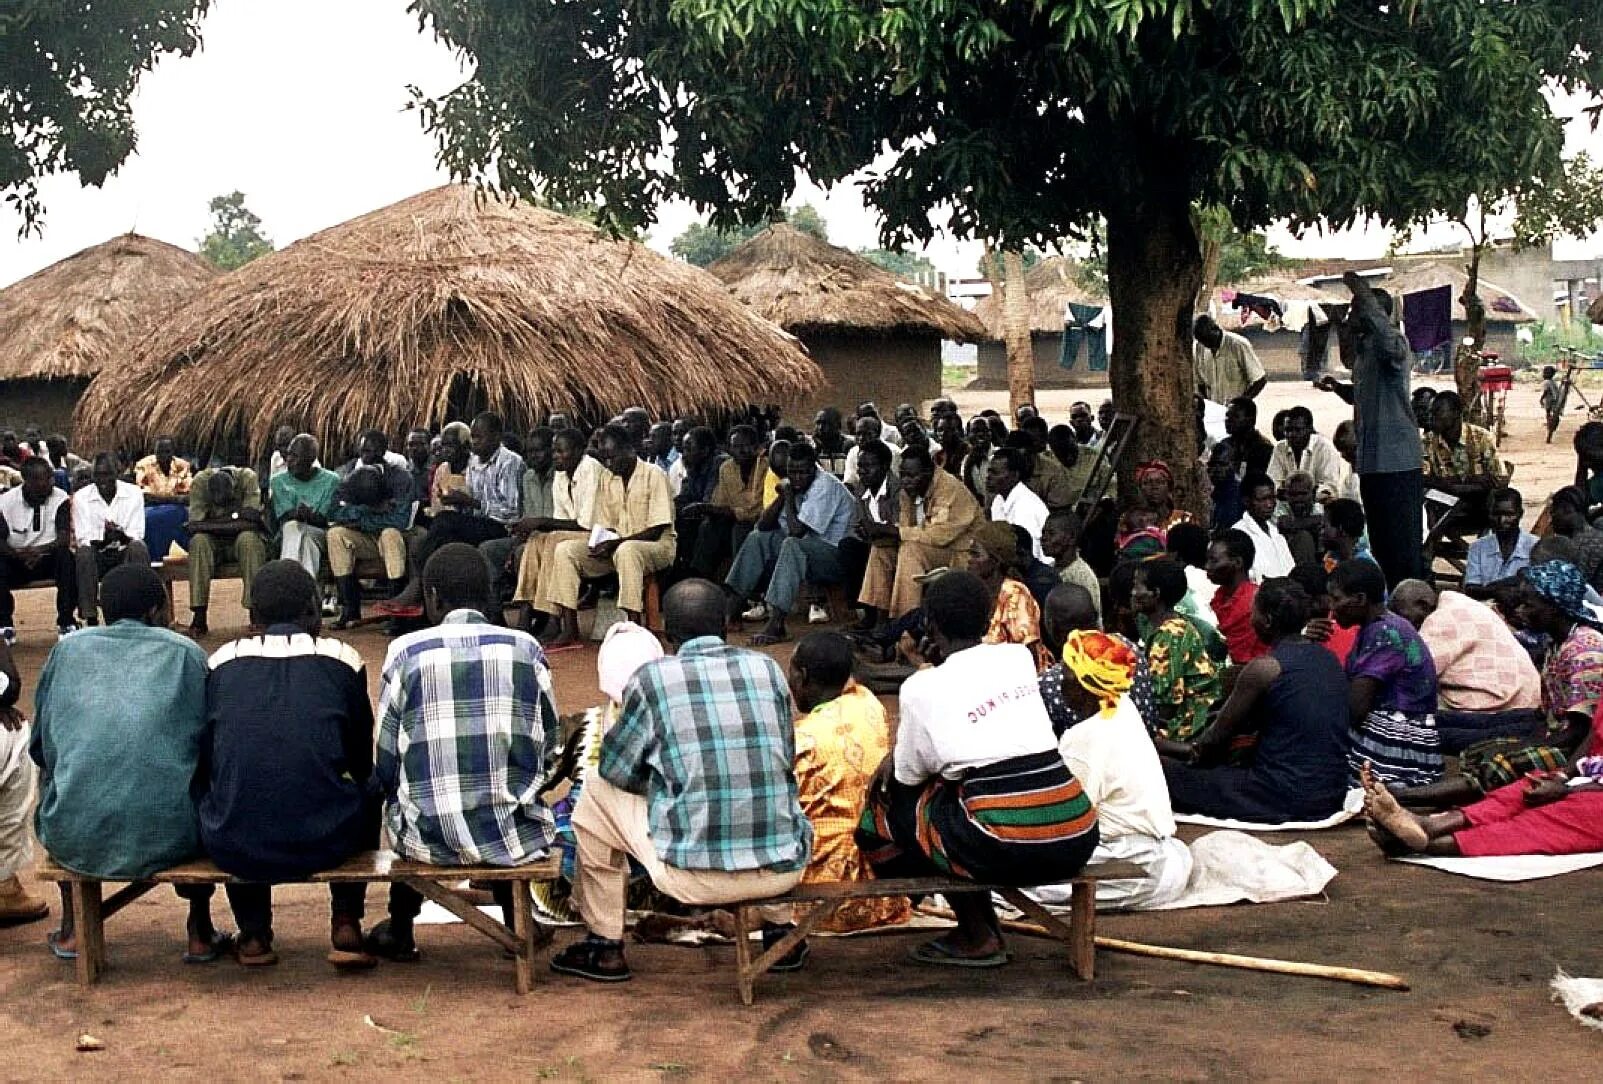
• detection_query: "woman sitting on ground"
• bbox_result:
[1161,578,1352,823]
[1362,758,1603,859]
[1131,557,1222,743]
[856,571,1098,968]
[967,520,1050,671]
[1329,558,1442,788]
[1391,560,1603,811]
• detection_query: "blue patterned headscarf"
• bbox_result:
[1524,560,1591,622]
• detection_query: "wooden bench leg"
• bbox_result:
[71,881,105,986]
[733,905,755,1006]
[1069,880,1096,981]
[734,900,843,1006]
[510,881,535,996]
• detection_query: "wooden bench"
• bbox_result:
[36,850,561,993]
[731,861,1143,1005]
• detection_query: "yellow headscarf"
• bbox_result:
[1061,629,1137,718]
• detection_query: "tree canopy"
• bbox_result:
[669,202,828,266]
[409,0,1603,485]
[859,247,935,280]
[198,191,273,270]
[1,1,210,235]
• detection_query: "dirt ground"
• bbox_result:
[4,375,1602,1079]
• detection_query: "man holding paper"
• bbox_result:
[544,424,677,647]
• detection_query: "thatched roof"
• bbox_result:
[1379,262,1537,324]
[706,224,984,342]
[76,187,820,455]
[0,234,216,382]
[971,256,1107,338]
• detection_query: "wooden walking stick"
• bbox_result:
[917,906,1409,991]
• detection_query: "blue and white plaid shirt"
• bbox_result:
[467,445,525,525]
[600,636,812,873]
[375,610,557,866]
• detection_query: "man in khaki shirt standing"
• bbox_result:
[1193,315,1267,405]
[544,425,676,646]
[858,445,980,621]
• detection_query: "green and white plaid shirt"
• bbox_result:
[600,636,812,873]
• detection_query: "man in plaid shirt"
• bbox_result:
[364,543,559,962]
[551,578,813,983]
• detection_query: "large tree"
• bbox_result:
[409,0,1603,498]
[1,1,210,234]
[197,191,273,270]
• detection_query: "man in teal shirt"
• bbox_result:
[269,434,340,581]
[31,564,228,963]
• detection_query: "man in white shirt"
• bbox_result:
[986,447,1051,563]
[1266,406,1346,501]
[71,453,150,625]
[1233,473,1296,581]
[512,427,602,631]
[1193,315,1267,405]
[0,457,77,641]
[842,415,901,489]
[858,570,1098,967]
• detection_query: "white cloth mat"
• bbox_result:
[1395,852,1603,881]
[1173,788,1363,831]
[1552,970,1603,1031]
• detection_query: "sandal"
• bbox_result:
[182,931,237,964]
[46,928,77,961]
[236,937,279,967]
[748,631,789,647]
[363,919,420,963]
[907,936,1010,969]
[550,937,632,983]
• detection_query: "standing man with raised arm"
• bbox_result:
[1317,273,1422,586]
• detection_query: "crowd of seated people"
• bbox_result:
[14,351,1603,953]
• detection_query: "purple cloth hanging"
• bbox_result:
[1403,285,1452,354]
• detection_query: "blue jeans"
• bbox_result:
[725,530,844,616]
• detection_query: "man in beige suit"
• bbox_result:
[858,444,979,621]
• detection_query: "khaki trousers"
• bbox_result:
[858,539,963,617]
[547,535,676,614]
[571,776,800,941]
[514,530,586,604]
[327,526,408,579]
[0,724,33,880]
[189,531,267,608]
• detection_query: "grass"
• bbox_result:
[1524,320,1603,364]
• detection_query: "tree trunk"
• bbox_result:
[1105,191,1205,513]
[1002,248,1035,415]
[1462,244,1487,349]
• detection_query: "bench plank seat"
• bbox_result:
[731,861,1143,1004]
[36,851,560,993]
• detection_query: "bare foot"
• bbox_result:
[1361,762,1430,852]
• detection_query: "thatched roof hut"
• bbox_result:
[706,225,981,414]
[708,224,984,341]
[970,257,1106,339]
[0,234,216,434]
[76,187,819,457]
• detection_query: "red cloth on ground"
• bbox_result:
[1211,581,1269,664]
[1452,782,1603,857]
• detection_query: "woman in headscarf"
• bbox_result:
[1394,560,1603,810]
[1130,557,1221,742]
[1027,630,1191,910]
[1134,461,1194,533]
[967,520,1049,671]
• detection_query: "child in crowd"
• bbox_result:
[1541,365,1564,442]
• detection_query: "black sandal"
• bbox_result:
[550,936,631,983]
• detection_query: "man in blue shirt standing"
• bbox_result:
[724,443,857,645]
[551,578,811,983]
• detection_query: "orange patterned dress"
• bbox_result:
[984,577,1052,672]
[794,681,912,932]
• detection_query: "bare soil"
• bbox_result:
[3,377,1599,1079]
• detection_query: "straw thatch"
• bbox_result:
[75,187,820,456]
[970,256,1107,338]
[1380,261,1536,324]
[707,224,984,342]
[0,234,217,382]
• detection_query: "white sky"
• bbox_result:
[1,0,1599,287]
